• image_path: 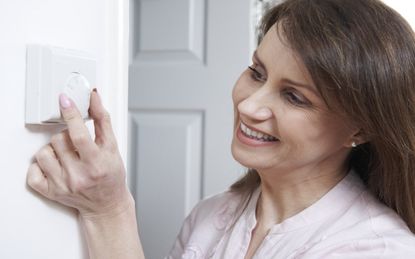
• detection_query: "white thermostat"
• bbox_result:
[25,44,96,125]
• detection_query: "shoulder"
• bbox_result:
[318,173,414,240]
[299,234,415,258]
[299,187,415,258]
[359,191,415,257]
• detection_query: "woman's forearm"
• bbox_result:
[80,194,145,259]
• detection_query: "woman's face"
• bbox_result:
[231,26,357,176]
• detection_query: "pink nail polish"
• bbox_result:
[59,94,71,109]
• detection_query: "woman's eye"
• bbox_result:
[248,66,266,82]
[283,90,310,106]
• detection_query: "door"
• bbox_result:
[128,0,253,258]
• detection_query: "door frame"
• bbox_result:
[104,0,130,165]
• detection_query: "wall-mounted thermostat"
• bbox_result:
[25,45,96,125]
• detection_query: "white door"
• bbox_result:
[128,0,253,258]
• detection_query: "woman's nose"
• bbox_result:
[237,95,272,121]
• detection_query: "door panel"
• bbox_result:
[129,0,251,258]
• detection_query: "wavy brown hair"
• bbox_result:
[231,0,415,233]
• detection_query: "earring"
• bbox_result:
[352,142,357,148]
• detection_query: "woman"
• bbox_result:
[27,0,415,258]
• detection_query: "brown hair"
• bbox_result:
[231,0,415,233]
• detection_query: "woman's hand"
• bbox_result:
[27,90,130,217]
[27,91,145,259]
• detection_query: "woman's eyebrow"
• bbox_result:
[253,50,319,96]
[282,78,319,96]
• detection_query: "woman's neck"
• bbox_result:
[255,165,348,230]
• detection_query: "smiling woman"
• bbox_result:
[169,0,415,257]
[232,36,354,182]
[27,0,415,258]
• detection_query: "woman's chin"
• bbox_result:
[231,142,273,170]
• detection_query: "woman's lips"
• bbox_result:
[237,123,279,147]
[240,121,278,140]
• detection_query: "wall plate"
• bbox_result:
[25,44,96,125]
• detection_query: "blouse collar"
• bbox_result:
[241,170,366,234]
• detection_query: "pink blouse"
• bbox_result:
[167,171,415,258]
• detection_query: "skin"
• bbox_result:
[231,26,363,259]
[27,91,144,259]
[26,25,364,259]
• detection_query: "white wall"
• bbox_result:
[0,0,128,258]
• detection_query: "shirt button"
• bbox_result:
[183,246,203,259]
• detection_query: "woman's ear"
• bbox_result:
[346,129,368,148]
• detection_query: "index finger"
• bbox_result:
[89,90,117,148]
[59,93,99,159]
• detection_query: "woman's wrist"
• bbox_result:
[79,187,135,221]
[80,191,145,259]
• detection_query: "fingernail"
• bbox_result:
[59,93,72,109]
[92,88,101,100]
